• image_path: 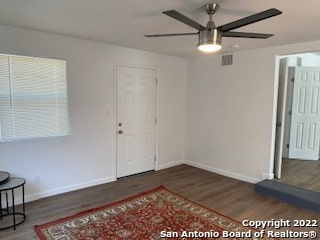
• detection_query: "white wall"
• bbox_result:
[185,40,320,183]
[2,23,320,203]
[286,52,320,67]
[0,24,186,202]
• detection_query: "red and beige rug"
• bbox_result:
[35,186,272,239]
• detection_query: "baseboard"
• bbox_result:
[6,161,266,205]
[22,176,117,204]
[261,172,274,180]
[156,160,184,171]
[185,160,260,183]
[6,160,186,206]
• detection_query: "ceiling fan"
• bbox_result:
[145,3,282,53]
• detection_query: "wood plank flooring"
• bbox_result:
[278,158,320,192]
[0,164,319,239]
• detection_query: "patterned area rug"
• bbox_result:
[35,186,272,239]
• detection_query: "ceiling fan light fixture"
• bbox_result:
[198,42,222,53]
[145,5,282,55]
[197,29,222,53]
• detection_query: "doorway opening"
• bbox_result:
[274,51,320,192]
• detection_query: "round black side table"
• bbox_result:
[0,177,26,230]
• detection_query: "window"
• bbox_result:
[0,54,69,142]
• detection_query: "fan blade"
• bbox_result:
[163,10,205,31]
[222,31,273,39]
[145,32,198,38]
[218,8,282,32]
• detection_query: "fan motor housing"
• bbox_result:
[198,28,222,46]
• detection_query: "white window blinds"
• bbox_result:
[0,54,69,142]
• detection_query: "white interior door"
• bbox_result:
[289,66,320,160]
[282,67,296,158]
[274,58,289,178]
[116,66,156,178]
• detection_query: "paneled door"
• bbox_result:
[116,66,157,177]
[289,67,320,160]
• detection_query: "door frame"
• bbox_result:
[271,55,291,179]
[113,61,159,178]
[272,56,301,179]
[270,55,282,180]
[273,57,289,178]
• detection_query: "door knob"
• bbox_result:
[118,130,123,134]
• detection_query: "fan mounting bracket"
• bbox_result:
[203,3,220,16]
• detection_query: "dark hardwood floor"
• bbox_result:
[0,164,319,239]
[278,158,320,192]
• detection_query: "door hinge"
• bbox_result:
[291,77,295,82]
[155,78,158,85]
[289,110,292,116]
[286,144,289,148]
[154,155,157,162]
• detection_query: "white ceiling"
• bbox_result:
[0,0,320,58]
